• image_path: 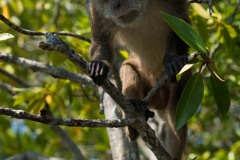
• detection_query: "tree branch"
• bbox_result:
[0,106,133,128]
[39,33,172,159]
[0,51,94,86]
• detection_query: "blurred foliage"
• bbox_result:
[187,1,240,159]
[0,0,109,159]
[0,0,239,159]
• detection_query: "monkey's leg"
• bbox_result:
[120,60,145,100]
[119,59,147,140]
[164,85,187,160]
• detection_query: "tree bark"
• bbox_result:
[102,87,140,160]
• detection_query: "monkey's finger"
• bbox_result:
[99,64,105,76]
[95,61,101,77]
[181,57,188,66]
[173,61,182,75]
[129,99,145,111]
[100,64,109,83]
[166,65,174,77]
[165,65,177,82]
[100,63,107,85]
[176,57,187,71]
[101,64,109,76]
[89,62,96,76]
[87,62,93,75]
[88,62,100,85]
[173,57,188,74]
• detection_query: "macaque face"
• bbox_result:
[94,0,146,26]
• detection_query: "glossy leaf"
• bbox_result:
[161,12,208,54]
[176,73,204,130]
[210,74,230,116]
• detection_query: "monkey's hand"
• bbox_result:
[129,100,155,120]
[127,99,155,140]
[163,54,188,82]
[88,61,109,86]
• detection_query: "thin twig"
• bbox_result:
[0,14,91,43]
[228,0,240,24]
[0,67,30,87]
[0,14,44,36]
[43,0,61,30]
[56,32,91,43]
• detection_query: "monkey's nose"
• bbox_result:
[113,2,121,11]
[111,1,128,17]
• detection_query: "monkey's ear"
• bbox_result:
[88,61,109,85]
[163,54,188,82]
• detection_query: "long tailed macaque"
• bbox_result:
[86,0,191,159]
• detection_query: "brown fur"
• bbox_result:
[87,0,190,159]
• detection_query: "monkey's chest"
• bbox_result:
[116,26,169,72]
[117,18,170,57]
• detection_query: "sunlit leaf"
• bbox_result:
[178,64,194,75]
[210,73,230,116]
[176,73,204,130]
[161,12,208,54]
[119,50,129,59]
[223,23,237,38]
[0,33,14,41]
[191,3,210,19]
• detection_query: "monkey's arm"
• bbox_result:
[88,34,113,85]
[87,7,115,85]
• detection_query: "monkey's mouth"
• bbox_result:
[118,11,139,23]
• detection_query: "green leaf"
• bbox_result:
[161,12,208,54]
[223,23,237,38]
[0,33,14,41]
[210,74,230,116]
[13,87,45,107]
[176,73,204,130]
[28,98,45,114]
